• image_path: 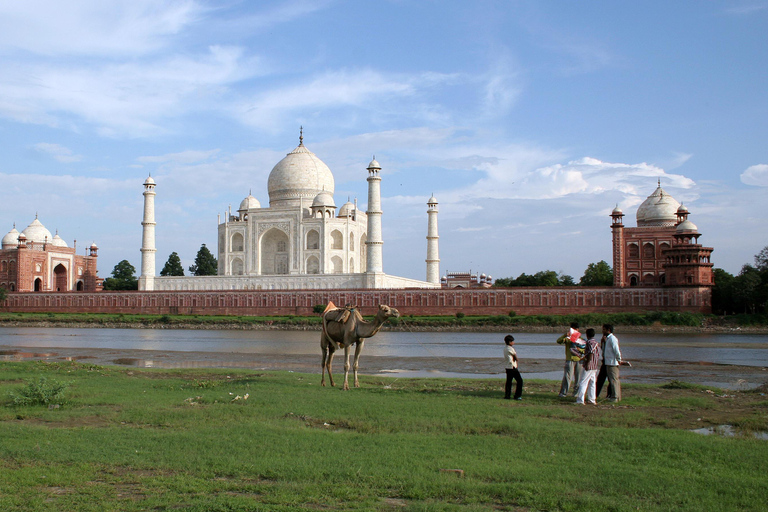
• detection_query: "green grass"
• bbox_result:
[0,361,767,511]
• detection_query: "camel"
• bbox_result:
[321,304,400,390]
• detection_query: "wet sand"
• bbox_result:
[3,346,766,390]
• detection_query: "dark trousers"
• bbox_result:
[595,364,613,398]
[505,368,523,399]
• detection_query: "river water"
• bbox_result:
[1,328,767,388]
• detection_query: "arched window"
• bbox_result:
[307,256,320,274]
[331,256,343,274]
[76,281,84,291]
[627,244,639,258]
[0,261,6,272]
[349,233,355,252]
[260,228,289,275]
[643,243,655,259]
[331,230,343,250]
[34,278,42,291]
[231,258,244,275]
[349,257,355,273]
[629,275,638,287]
[277,240,287,252]
[54,264,67,292]
[306,230,319,250]
[231,233,244,252]
[360,234,367,268]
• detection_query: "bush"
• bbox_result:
[455,312,465,319]
[313,304,327,315]
[8,377,71,407]
[508,310,517,317]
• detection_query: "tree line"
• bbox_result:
[711,246,768,315]
[102,244,217,291]
[493,260,614,287]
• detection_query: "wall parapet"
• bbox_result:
[1,286,712,316]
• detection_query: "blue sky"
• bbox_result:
[1,1,766,282]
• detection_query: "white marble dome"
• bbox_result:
[312,190,336,208]
[338,200,355,217]
[51,233,68,248]
[267,140,334,208]
[22,217,53,244]
[636,185,680,227]
[2,227,19,248]
[676,219,698,232]
[238,194,260,211]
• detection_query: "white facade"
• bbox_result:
[143,133,439,291]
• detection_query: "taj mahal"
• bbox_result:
[139,131,441,291]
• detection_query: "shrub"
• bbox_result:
[455,312,465,319]
[8,377,71,407]
[508,310,517,317]
[313,304,327,315]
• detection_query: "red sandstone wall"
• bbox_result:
[0,286,713,316]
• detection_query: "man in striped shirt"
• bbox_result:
[575,328,601,405]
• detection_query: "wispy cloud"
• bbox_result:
[740,164,768,186]
[31,143,82,163]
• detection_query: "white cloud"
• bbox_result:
[31,143,82,163]
[740,164,768,186]
[0,0,204,57]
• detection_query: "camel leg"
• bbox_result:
[326,346,337,387]
[321,342,328,387]
[352,339,365,388]
[343,344,352,391]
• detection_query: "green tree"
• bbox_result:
[0,286,7,302]
[160,252,185,277]
[102,260,138,290]
[558,273,576,286]
[579,260,614,286]
[755,245,768,272]
[734,265,761,314]
[711,268,736,315]
[189,244,218,276]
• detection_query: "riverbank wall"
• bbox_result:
[1,286,712,316]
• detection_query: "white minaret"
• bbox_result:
[365,157,383,274]
[138,175,156,291]
[426,195,440,285]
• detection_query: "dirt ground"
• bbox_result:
[2,346,767,390]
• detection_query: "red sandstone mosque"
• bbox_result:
[0,216,101,292]
[610,181,713,288]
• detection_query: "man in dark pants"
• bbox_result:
[503,335,523,400]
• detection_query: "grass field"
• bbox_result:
[0,361,766,511]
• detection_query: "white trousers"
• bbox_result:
[575,369,598,404]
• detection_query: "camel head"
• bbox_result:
[377,304,400,320]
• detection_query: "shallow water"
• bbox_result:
[1,328,765,367]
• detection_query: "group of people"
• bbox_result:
[502,323,624,404]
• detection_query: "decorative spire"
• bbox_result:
[299,126,304,146]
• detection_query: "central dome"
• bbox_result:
[267,138,334,208]
[636,184,680,227]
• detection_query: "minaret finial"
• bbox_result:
[658,178,661,186]
[299,126,304,146]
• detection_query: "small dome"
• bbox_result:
[238,194,260,211]
[428,195,438,205]
[636,184,681,227]
[367,158,381,170]
[480,273,487,279]
[612,205,623,215]
[2,227,19,248]
[312,191,336,208]
[51,233,68,248]
[90,242,98,249]
[144,176,155,186]
[676,219,698,232]
[338,201,355,217]
[22,217,53,244]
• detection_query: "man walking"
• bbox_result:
[602,324,622,402]
[503,335,523,400]
[575,328,601,405]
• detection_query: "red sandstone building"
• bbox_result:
[611,182,713,288]
[1,216,102,292]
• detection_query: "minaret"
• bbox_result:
[426,195,440,285]
[365,157,383,274]
[139,175,157,291]
[610,205,625,288]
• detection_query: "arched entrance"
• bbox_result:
[260,228,289,275]
[34,278,42,291]
[76,280,84,291]
[54,264,67,291]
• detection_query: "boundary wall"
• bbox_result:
[2,286,712,316]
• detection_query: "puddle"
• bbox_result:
[691,424,768,440]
